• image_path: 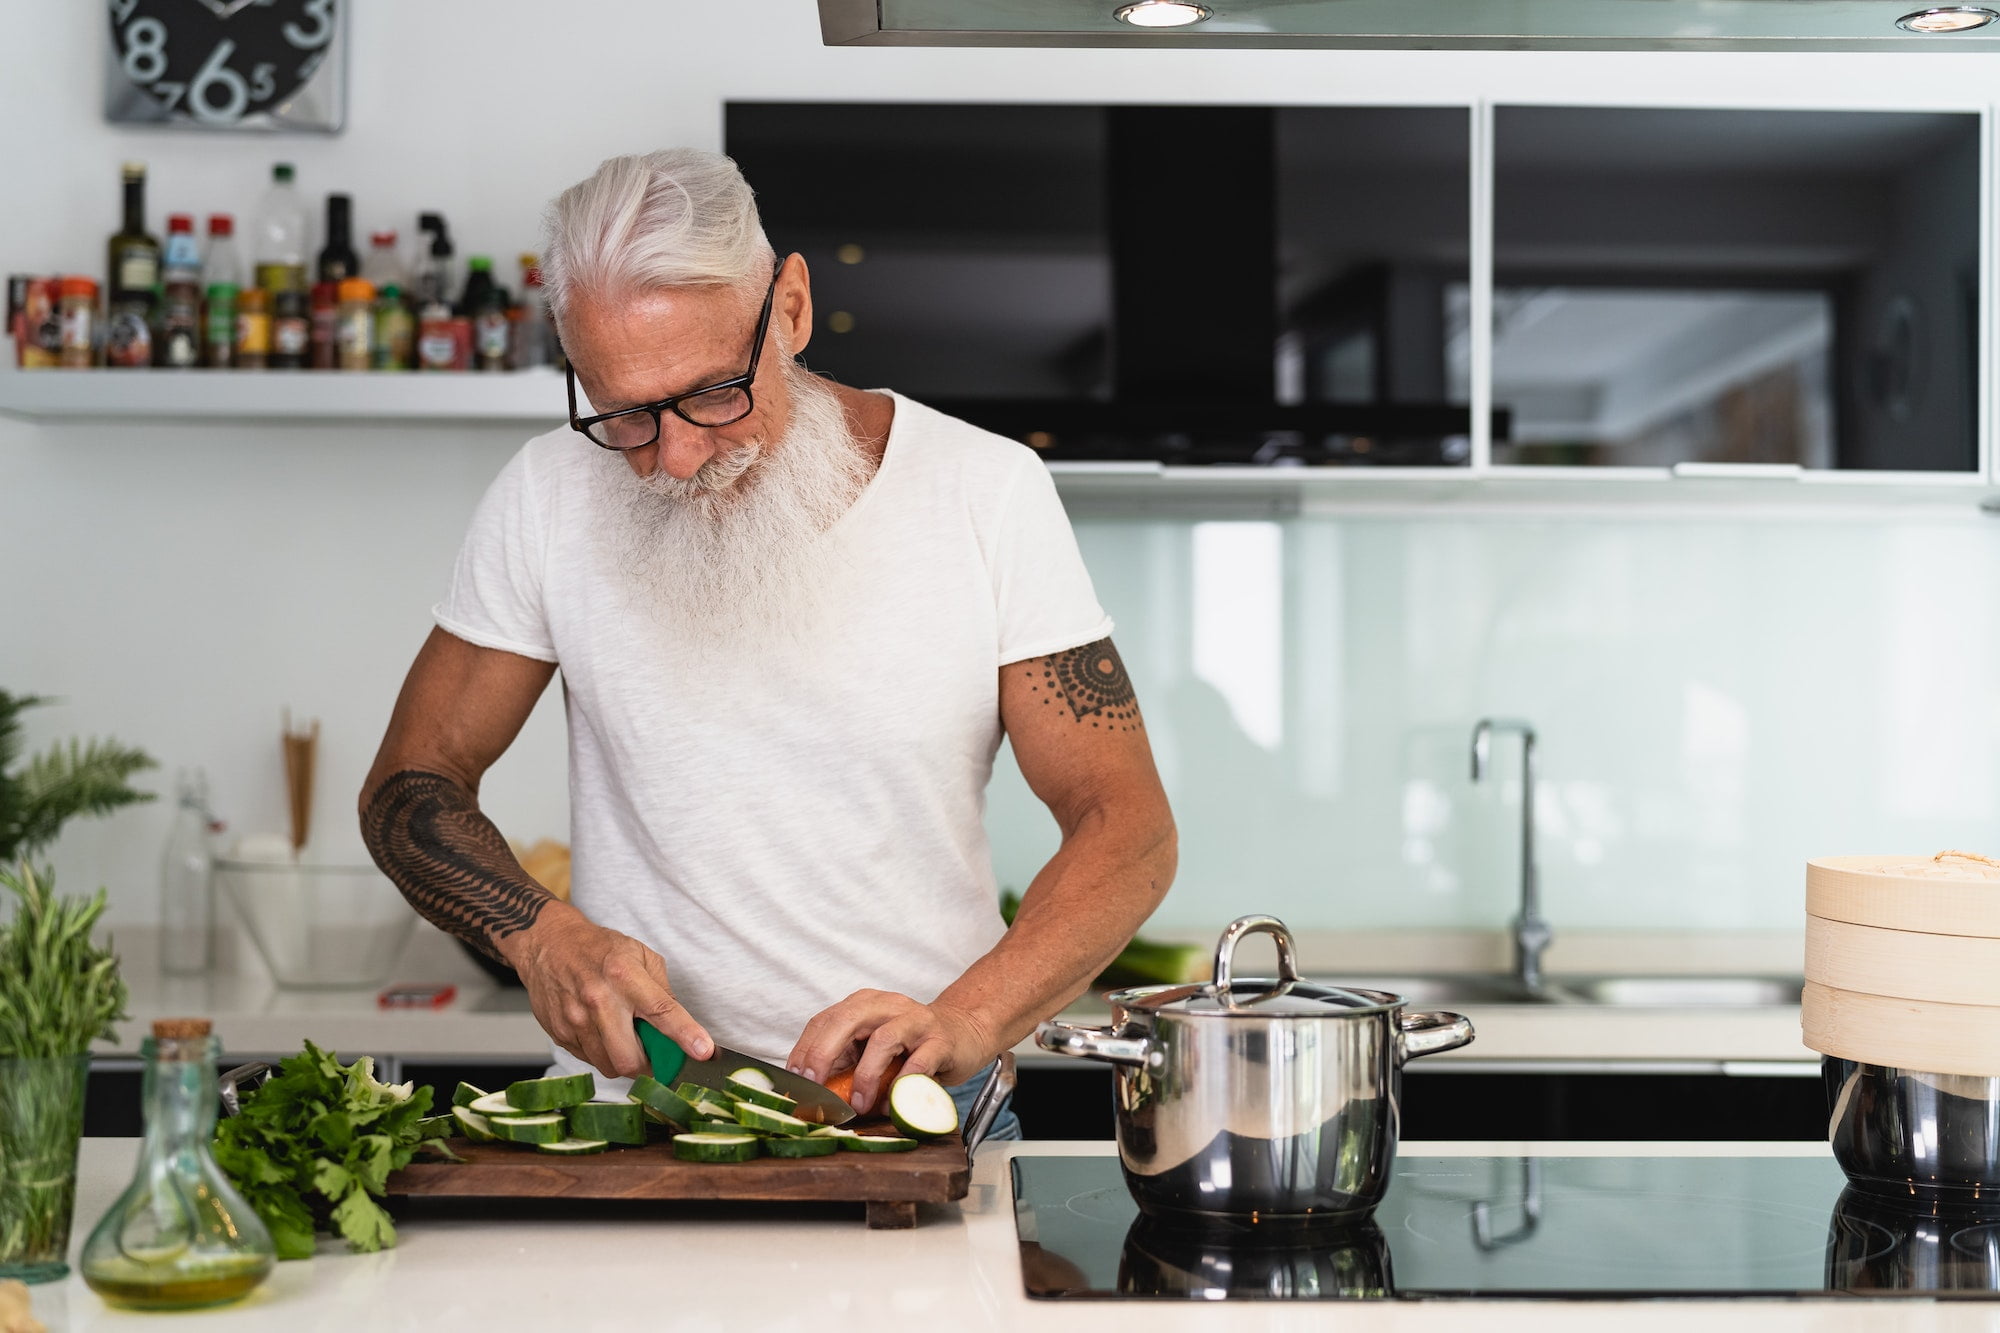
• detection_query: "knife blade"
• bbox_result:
[635,1019,856,1125]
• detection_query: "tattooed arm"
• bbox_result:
[360,627,713,1077]
[788,637,1176,1110]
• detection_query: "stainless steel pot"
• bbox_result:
[1036,914,1474,1228]
[1826,1057,2000,1203]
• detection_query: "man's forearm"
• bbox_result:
[936,807,1177,1057]
[359,768,554,963]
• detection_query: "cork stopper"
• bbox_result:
[151,1018,212,1040]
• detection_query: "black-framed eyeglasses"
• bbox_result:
[565,260,783,451]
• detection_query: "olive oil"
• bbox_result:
[83,1254,273,1311]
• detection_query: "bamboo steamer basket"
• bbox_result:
[1804,851,2000,1076]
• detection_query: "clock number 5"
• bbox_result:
[283,0,335,50]
[120,16,168,84]
[188,39,249,123]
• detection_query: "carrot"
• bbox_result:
[824,1058,906,1113]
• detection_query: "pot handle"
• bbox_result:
[1397,1009,1475,1062]
[1036,1019,1160,1068]
[1213,913,1302,996]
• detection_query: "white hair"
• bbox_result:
[541,148,775,324]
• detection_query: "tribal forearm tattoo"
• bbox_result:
[360,769,553,962]
[1023,637,1145,732]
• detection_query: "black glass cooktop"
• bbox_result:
[1012,1154,2000,1300]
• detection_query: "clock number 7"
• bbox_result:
[109,0,139,25]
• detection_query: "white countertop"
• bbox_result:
[27,1138,1997,1331]
[105,925,1817,1069]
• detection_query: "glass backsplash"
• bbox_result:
[984,506,2000,933]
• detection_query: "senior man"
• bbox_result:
[360,148,1176,1131]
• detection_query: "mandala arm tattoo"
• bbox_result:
[1026,637,1145,732]
[361,769,552,962]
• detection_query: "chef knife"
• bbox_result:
[635,1018,857,1125]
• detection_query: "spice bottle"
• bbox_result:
[417,299,456,371]
[336,277,375,370]
[80,1019,275,1311]
[373,283,414,370]
[270,288,308,369]
[58,276,98,368]
[308,279,339,370]
[233,287,270,370]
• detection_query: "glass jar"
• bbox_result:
[81,1020,273,1311]
[0,1054,91,1283]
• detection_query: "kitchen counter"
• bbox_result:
[27,1138,1995,1331]
[102,925,1816,1069]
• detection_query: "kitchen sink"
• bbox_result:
[1318,973,1804,1008]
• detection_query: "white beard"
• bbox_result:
[598,366,874,649]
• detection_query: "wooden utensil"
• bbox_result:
[1807,852,2000,937]
[1805,914,2000,1007]
[281,710,319,855]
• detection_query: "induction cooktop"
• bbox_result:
[1012,1154,2000,1300]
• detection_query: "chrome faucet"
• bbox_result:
[1471,718,1551,993]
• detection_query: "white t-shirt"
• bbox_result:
[435,392,1111,1067]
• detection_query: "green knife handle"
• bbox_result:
[634,1018,688,1084]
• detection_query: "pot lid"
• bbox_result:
[1124,977,1395,1016]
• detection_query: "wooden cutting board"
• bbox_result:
[385,1126,970,1229]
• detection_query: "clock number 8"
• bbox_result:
[121,16,168,84]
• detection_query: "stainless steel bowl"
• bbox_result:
[1825,1057,2000,1203]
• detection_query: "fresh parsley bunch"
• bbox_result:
[212,1041,449,1259]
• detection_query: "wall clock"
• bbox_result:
[105,0,346,132]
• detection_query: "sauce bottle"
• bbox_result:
[373,282,414,370]
[270,288,308,369]
[336,277,375,370]
[233,287,270,369]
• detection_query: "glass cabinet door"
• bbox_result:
[1484,107,1980,472]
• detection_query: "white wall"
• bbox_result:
[5,0,2000,928]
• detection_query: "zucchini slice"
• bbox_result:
[671,1132,762,1163]
[673,1080,718,1106]
[505,1072,594,1113]
[732,1102,814,1138]
[490,1113,567,1145]
[842,1134,920,1153]
[763,1134,841,1158]
[466,1090,516,1117]
[451,1081,489,1109]
[451,1105,499,1143]
[806,1126,859,1140]
[688,1095,736,1121]
[886,1073,960,1140]
[724,1076,797,1113]
[726,1066,777,1093]
[630,1075,697,1129]
[569,1100,646,1146]
[538,1137,610,1156]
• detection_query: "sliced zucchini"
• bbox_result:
[689,1096,736,1121]
[673,1081,718,1107]
[763,1134,841,1158]
[886,1073,960,1141]
[842,1134,920,1153]
[732,1101,813,1138]
[569,1100,646,1146]
[505,1072,594,1113]
[806,1126,859,1140]
[630,1075,697,1129]
[726,1066,777,1093]
[724,1076,797,1113]
[451,1105,499,1143]
[671,1132,762,1163]
[490,1113,567,1145]
[466,1090,516,1117]
[451,1081,489,1109]
[691,1118,754,1134]
[538,1137,610,1156]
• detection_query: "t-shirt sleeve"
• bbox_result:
[432,445,559,663]
[990,451,1114,665]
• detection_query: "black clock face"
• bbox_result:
[109,0,338,126]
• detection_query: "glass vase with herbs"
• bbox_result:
[0,864,129,1283]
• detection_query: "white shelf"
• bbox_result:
[0,363,567,424]
[3,367,1990,511]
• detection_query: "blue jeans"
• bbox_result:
[950,1061,1022,1142]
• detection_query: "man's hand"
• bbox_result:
[501,902,714,1080]
[787,990,992,1114]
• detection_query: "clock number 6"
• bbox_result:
[283,0,335,50]
[188,39,249,123]
[120,16,168,84]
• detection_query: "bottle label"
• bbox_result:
[105,307,152,367]
[273,316,308,356]
[235,310,270,356]
[117,249,158,294]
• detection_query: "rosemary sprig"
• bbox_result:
[0,862,128,1060]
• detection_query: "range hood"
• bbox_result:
[818,0,2000,51]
